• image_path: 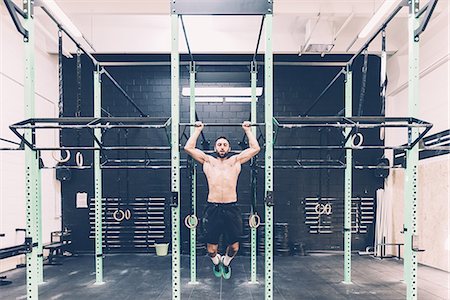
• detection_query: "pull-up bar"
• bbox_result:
[180,122,264,127]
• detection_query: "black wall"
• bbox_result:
[61,54,384,253]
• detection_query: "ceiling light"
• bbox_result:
[358,0,400,39]
[194,97,255,103]
[182,87,263,97]
[39,0,83,38]
[195,97,224,103]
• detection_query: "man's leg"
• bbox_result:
[222,242,239,279]
[207,243,222,277]
[207,243,220,264]
[223,242,239,266]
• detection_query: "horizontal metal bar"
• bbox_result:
[105,159,180,163]
[274,145,413,150]
[101,166,184,170]
[421,146,450,151]
[305,197,373,201]
[98,61,348,67]
[274,116,432,125]
[41,166,92,170]
[30,147,171,151]
[354,165,403,169]
[278,123,429,129]
[12,124,168,129]
[10,117,170,126]
[180,123,264,127]
[270,165,345,169]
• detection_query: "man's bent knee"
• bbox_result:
[227,242,239,256]
[207,244,218,256]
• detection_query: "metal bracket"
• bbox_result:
[170,192,178,207]
[412,235,426,252]
[189,61,196,73]
[24,237,33,254]
[265,191,274,206]
[415,0,438,39]
[3,0,28,40]
[251,60,258,73]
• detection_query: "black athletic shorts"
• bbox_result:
[202,202,243,245]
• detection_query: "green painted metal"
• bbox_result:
[189,62,198,284]
[343,68,353,284]
[250,60,258,284]
[170,14,181,300]
[36,155,43,284]
[23,1,39,298]
[264,14,273,300]
[404,1,420,299]
[93,68,104,284]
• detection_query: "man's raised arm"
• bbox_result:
[236,121,260,164]
[184,121,209,164]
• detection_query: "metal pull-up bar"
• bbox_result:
[179,122,264,127]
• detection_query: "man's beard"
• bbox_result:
[216,150,228,158]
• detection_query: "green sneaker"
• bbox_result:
[222,263,231,279]
[213,263,223,278]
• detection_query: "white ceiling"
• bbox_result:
[15,0,450,55]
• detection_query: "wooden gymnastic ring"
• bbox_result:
[52,150,71,163]
[124,209,132,220]
[113,209,125,222]
[248,213,261,228]
[184,215,198,229]
[351,132,364,148]
[75,152,84,167]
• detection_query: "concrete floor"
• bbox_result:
[1,253,448,299]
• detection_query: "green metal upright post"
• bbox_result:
[250,60,258,284]
[23,0,40,298]
[93,67,104,284]
[36,157,43,284]
[189,62,198,285]
[343,67,353,284]
[170,14,181,300]
[404,1,420,299]
[264,13,274,300]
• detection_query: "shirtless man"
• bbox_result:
[184,121,260,279]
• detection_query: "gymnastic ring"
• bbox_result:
[113,209,125,222]
[248,213,261,228]
[380,127,385,140]
[351,132,364,148]
[75,152,84,167]
[324,203,332,215]
[52,150,71,163]
[184,215,198,229]
[314,203,324,215]
[125,209,132,220]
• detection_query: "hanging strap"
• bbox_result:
[58,28,63,118]
[76,48,82,118]
[357,49,369,117]
[184,156,198,229]
[380,29,388,140]
[249,156,260,228]
[75,48,83,163]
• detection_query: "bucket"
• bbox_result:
[155,243,169,256]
